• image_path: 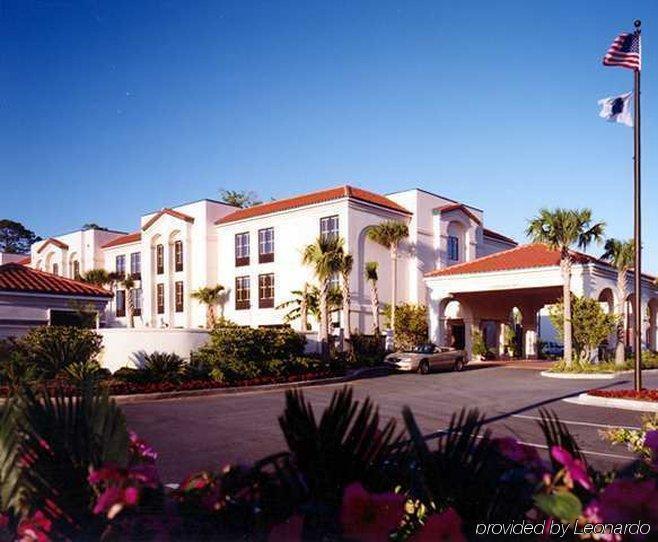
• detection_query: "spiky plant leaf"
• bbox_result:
[537,408,585,466]
[0,385,129,538]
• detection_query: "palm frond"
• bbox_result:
[537,408,585,466]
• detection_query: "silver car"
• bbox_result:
[384,344,467,374]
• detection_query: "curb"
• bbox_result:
[564,393,658,412]
[113,366,388,404]
[541,368,658,380]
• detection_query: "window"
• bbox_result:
[328,272,340,291]
[320,215,339,239]
[116,255,126,276]
[52,263,59,276]
[258,273,275,308]
[175,281,184,312]
[116,290,126,317]
[133,288,142,316]
[258,228,274,263]
[156,284,165,314]
[174,241,183,272]
[130,252,141,277]
[72,260,80,278]
[235,233,250,266]
[447,236,459,261]
[235,276,251,310]
[156,244,164,274]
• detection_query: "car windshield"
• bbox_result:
[403,345,434,354]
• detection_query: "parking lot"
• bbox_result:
[122,364,657,483]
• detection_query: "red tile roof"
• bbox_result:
[483,228,517,245]
[425,243,599,277]
[142,208,195,231]
[0,263,112,297]
[215,185,411,225]
[36,238,69,253]
[102,231,142,249]
[17,256,31,265]
[433,203,482,225]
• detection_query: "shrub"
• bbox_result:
[471,329,487,358]
[200,326,306,363]
[112,366,151,385]
[383,303,429,350]
[0,338,38,388]
[350,332,384,366]
[63,360,106,387]
[19,326,103,380]
[140,351,186,383]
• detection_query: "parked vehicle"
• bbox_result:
[384,344,466,374]
[541,341,564,358]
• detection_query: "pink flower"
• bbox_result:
[582,501,621,542]
[16,511,51,542]
[644,430,658,467]
[550,446,593,491]
[340,482,405,542]
[129,430,158,464]
[0,513,9,529]
[268,514,303,542]
[411,508,466,542]
[596,479,658,527]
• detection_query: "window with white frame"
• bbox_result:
[235,276,251,310]
[115,255,126,276]
[133,288,142,316]
[235,233,250,266]
[174,241,183,272]
[258,273,275,308]
[447,236,459,261]
[258,228,274,263]
[116,290,126,317]
[175,281,184,312]
[320,215,339,239]
[130,252,141,276]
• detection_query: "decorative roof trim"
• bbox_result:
[36,238,69,254]
[101,232,142,249]
[433,203,482,225]
[141,209,195,231]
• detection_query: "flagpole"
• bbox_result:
[633,19,642,392]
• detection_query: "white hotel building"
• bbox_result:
[23,184,658,359]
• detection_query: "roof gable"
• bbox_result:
[141,209,195,231]
[433,203,482,225]
[36,238,69,254]
[215,185,411,225]
[102,232,141,249]
[0,263,112,297]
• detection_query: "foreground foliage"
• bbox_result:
[1,383,658,541]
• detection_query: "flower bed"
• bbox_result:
[589,389,658,402]
[0,370,339,398]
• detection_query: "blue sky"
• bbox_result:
[1,0,657,270]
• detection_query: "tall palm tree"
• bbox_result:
[191,285,225,328]
[80,268,111,287]
[338,253,354,344]
[367,220,409,332]
[300,282,309,331]
[365,261,381,335]
[121,275,136,328]
[302,235,345,355]
[601,238,635,365]
[526,208,605,366]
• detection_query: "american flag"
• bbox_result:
[603,32,641,70]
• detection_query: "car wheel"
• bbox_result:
[418,360,430,375]
[453,358,465,372]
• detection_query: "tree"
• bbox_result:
[601,239,635,366]
[191,285,226,328]
[219,189,262,209]
[526,208,605,367]
[338,253,354,346]
[81,223,108,231]
[277,285,342,329]
[364,261,381,335]
[121,275,136,328]
[302,235,345,357]
[0,219,40,254]
[367,221,409,333]
[549,295,618,363]
[80,269,111,287]
[382,303,429,350]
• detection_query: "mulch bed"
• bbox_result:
[0,370,339,398]
[588,389,658,402]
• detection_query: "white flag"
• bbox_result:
[598,92,633,127]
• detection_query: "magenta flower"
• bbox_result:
[494,437,548,472]
[644,430,658,468]
[16,511,52,542]
[596,479,658,527]
[339,482,405,542]
[550,446,593,491]
[128,430,158,464]
[411,508,466,542]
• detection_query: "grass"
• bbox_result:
[549,351,658,374]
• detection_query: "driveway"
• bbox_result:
[122,365,658,483]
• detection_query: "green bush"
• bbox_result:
[139,351,186,382]
[17,326,103,380]
[112,366,150,384]
[0,338,38,388]
[350,332,384,366]
[383,303,429,351]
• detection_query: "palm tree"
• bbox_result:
[365,261,381,335]
[80,268,111,287]
[191,285,226,328]
[367,220,409,332]
[121,275,136,328]
[277,286,342,328]
[526,208,605,366]
[601,239,635,366]
[302,235,345,356]
[338,253,354,345]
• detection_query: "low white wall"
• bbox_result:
[97,328,210,372]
